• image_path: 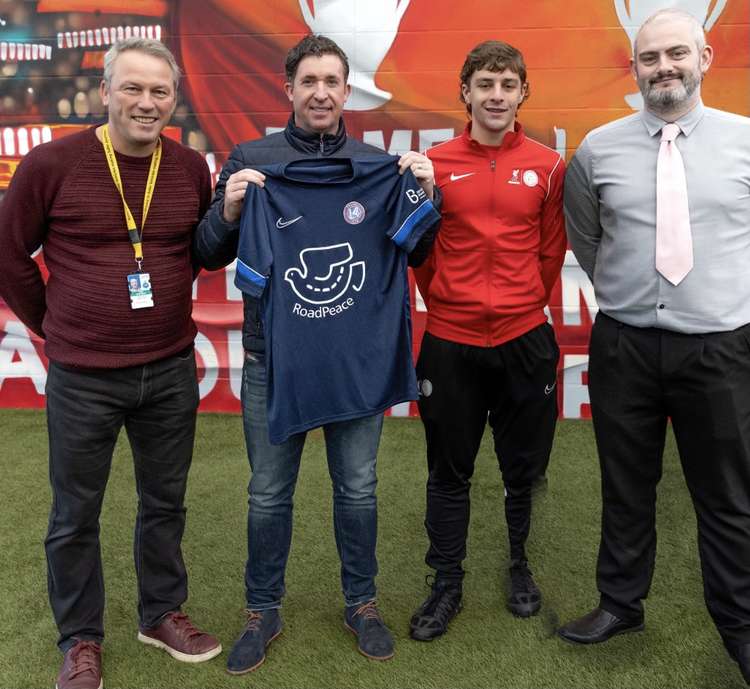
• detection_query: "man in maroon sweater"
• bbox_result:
[0,38,220,689]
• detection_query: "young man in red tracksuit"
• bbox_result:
[409,40,566,641]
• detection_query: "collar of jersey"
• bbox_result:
[278,157,357,184]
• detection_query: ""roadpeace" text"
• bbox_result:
[292,298,355,319]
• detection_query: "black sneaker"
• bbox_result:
[409,578,463,641]
[226,608,282,675]
[344,600,394,660]
[508,559,541,617]
[737,645,750,685]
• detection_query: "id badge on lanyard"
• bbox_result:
[101,124,161,310]
[126,272,154,309]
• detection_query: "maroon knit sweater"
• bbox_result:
[0,127,211,368]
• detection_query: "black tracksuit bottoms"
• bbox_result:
[590,312,750,651]
[416,323,559,581]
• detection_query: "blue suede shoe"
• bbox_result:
[226,609,282,675]
[344,601,394,660]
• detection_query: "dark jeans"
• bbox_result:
[416,325,559,580]
[590,313,750,648]
[241,353,382,609]
[44,349,199,651]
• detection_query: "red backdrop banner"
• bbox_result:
[1,0,748,417]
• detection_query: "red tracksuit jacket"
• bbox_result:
[414,121,566,347]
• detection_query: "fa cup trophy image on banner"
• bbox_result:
[299,0,411,111]
[614,0,728,109]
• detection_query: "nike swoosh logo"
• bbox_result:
[544,383,556,395]
[450,172,476,182]
[276,216,303,229]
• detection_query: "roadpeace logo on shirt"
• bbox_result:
[285,242,366,319]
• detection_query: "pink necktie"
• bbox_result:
[655,123,693,285]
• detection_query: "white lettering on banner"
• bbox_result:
[225,259,242,301]
[419,129,455,151]
[0,325,594,418]
[228,330,244,401]
[563,354,590,419]
[204,152,220,188]
[363,129,413,155]
[554,126,567,159]
[292,298,355,319]
[194,332,218,399]
[562,251,598,325]
[0,320,47,394]
[390,401,411,417]
[414,283,426,313]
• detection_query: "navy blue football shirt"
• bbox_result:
[235,156,440,444]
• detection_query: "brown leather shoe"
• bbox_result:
[56,639,102,689]
[138,611,222,663]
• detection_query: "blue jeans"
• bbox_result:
[241,353,383,610]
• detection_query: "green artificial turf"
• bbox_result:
[0,409,742,688]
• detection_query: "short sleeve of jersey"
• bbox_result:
[235,184,274,298]
[373,164,440,253]
[389,170,440,253]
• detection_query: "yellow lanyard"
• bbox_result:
[101,124,162,269]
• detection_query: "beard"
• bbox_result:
[638,68,701,111]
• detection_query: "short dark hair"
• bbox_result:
[459,40,529,113]
[285,34,349,83]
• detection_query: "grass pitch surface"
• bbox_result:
[0,410,741,688]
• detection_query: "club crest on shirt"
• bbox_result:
[507,169,521,185]
[343,201,366,224]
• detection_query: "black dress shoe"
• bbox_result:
[731,643,750,685]
[557,607,644,644]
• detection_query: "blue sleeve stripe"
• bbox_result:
[392,200,434,248]
[236,258,267,289]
